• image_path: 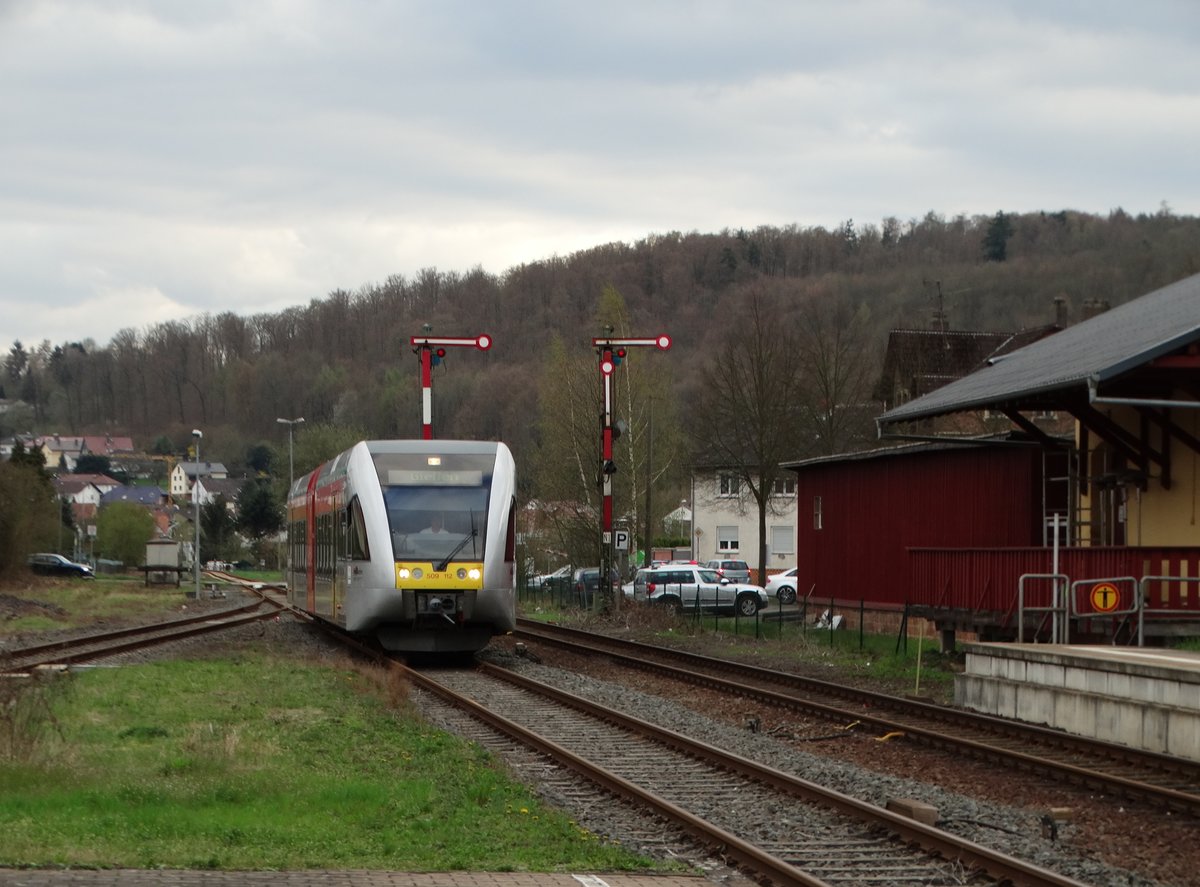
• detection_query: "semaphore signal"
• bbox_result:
[591,332,671,605]
[410,331,493,439]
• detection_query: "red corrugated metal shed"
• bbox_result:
[791,441,1052,608]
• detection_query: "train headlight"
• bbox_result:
[412,568,424,580]
[398,567,411,580]
[456,568,466,580]
[468,568,481,580]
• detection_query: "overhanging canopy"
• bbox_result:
[876,272,1200,432]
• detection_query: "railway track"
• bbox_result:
[409,661,1089,887]
[0,578,290,674]
[513,619,1200,819]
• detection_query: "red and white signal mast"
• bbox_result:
[410,329,493,439]
[593,332,671,605]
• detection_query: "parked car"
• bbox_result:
[528,565,571,590]
[704,558,752,583]
[764,567,799,604]
[640,564,767,616]
[572,566,619,607]
[623,568,651,598]
[27,552,94,579]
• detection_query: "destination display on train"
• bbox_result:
[387,469,483,486]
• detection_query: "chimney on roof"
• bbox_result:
[1053,296,1068,327]
[1083,298,1111,321]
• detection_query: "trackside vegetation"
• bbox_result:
[0,653,666,872]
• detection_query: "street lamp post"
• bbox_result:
[276,417,305,581]
[192,429,203,600]
[276,417,304,491]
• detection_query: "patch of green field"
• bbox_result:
[0,654,667,873]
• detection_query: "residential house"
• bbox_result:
[32,433,137,472]
[63,473,121,496]
[195,476,243,512]
[170,460,229,499]
[53,473,124,522]
[689,469,798,581]
[101,485,169,508]
[37,435,87,471]
[79,434,135,457]
[874,303,1065,434]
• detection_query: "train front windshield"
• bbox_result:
[373,451,494,563]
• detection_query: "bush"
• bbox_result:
[0,462,59,576]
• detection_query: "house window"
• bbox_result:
[718,474,740,497]
[813,496,823,530]
[716,525,739,551]
[771,525,794,555]
[771,476,796,496]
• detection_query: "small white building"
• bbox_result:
[52,477,105,508]
[689,469,797,575]
[170,461,229,499]
[194,476,242,512]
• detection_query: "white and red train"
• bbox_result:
[284,440,516,654]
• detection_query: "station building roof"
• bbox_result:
[876,272,1200,431]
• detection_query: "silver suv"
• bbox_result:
[640,564,767,616]
[704,558,751,583]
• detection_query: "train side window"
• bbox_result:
[348,497,370,560]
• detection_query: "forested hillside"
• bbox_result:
[4,207,1200,495]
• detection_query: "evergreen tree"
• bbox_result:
[201,497,239,561]
[236,479,283,541]
[982,211,1014,261]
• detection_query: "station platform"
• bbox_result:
[0,872,710,886]
[954,642,1200,761]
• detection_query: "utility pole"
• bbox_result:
[192,428,202,600]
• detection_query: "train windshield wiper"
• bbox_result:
[436,513,478,572]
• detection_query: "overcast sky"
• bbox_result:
[3,0,1198,356]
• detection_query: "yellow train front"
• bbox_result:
[285,440,517,654]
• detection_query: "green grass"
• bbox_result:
[226,569,284,584]
[0,653,666,873]
[2,576,191,634]
[521,596,959,699]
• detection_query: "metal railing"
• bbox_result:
[1016,571,1200,645]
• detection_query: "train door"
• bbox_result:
[333,491,349,623]
[305,471,319,612]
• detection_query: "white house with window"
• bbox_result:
[170,461,229,499]
[689,468,797,578]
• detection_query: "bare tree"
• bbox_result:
[688,285,807,585]
[531,286,681,588]
[795,292,880,456]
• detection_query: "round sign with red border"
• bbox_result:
[1090,582,1121,613]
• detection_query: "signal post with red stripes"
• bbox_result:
[410,332,493,439]
[593,333,671,605]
